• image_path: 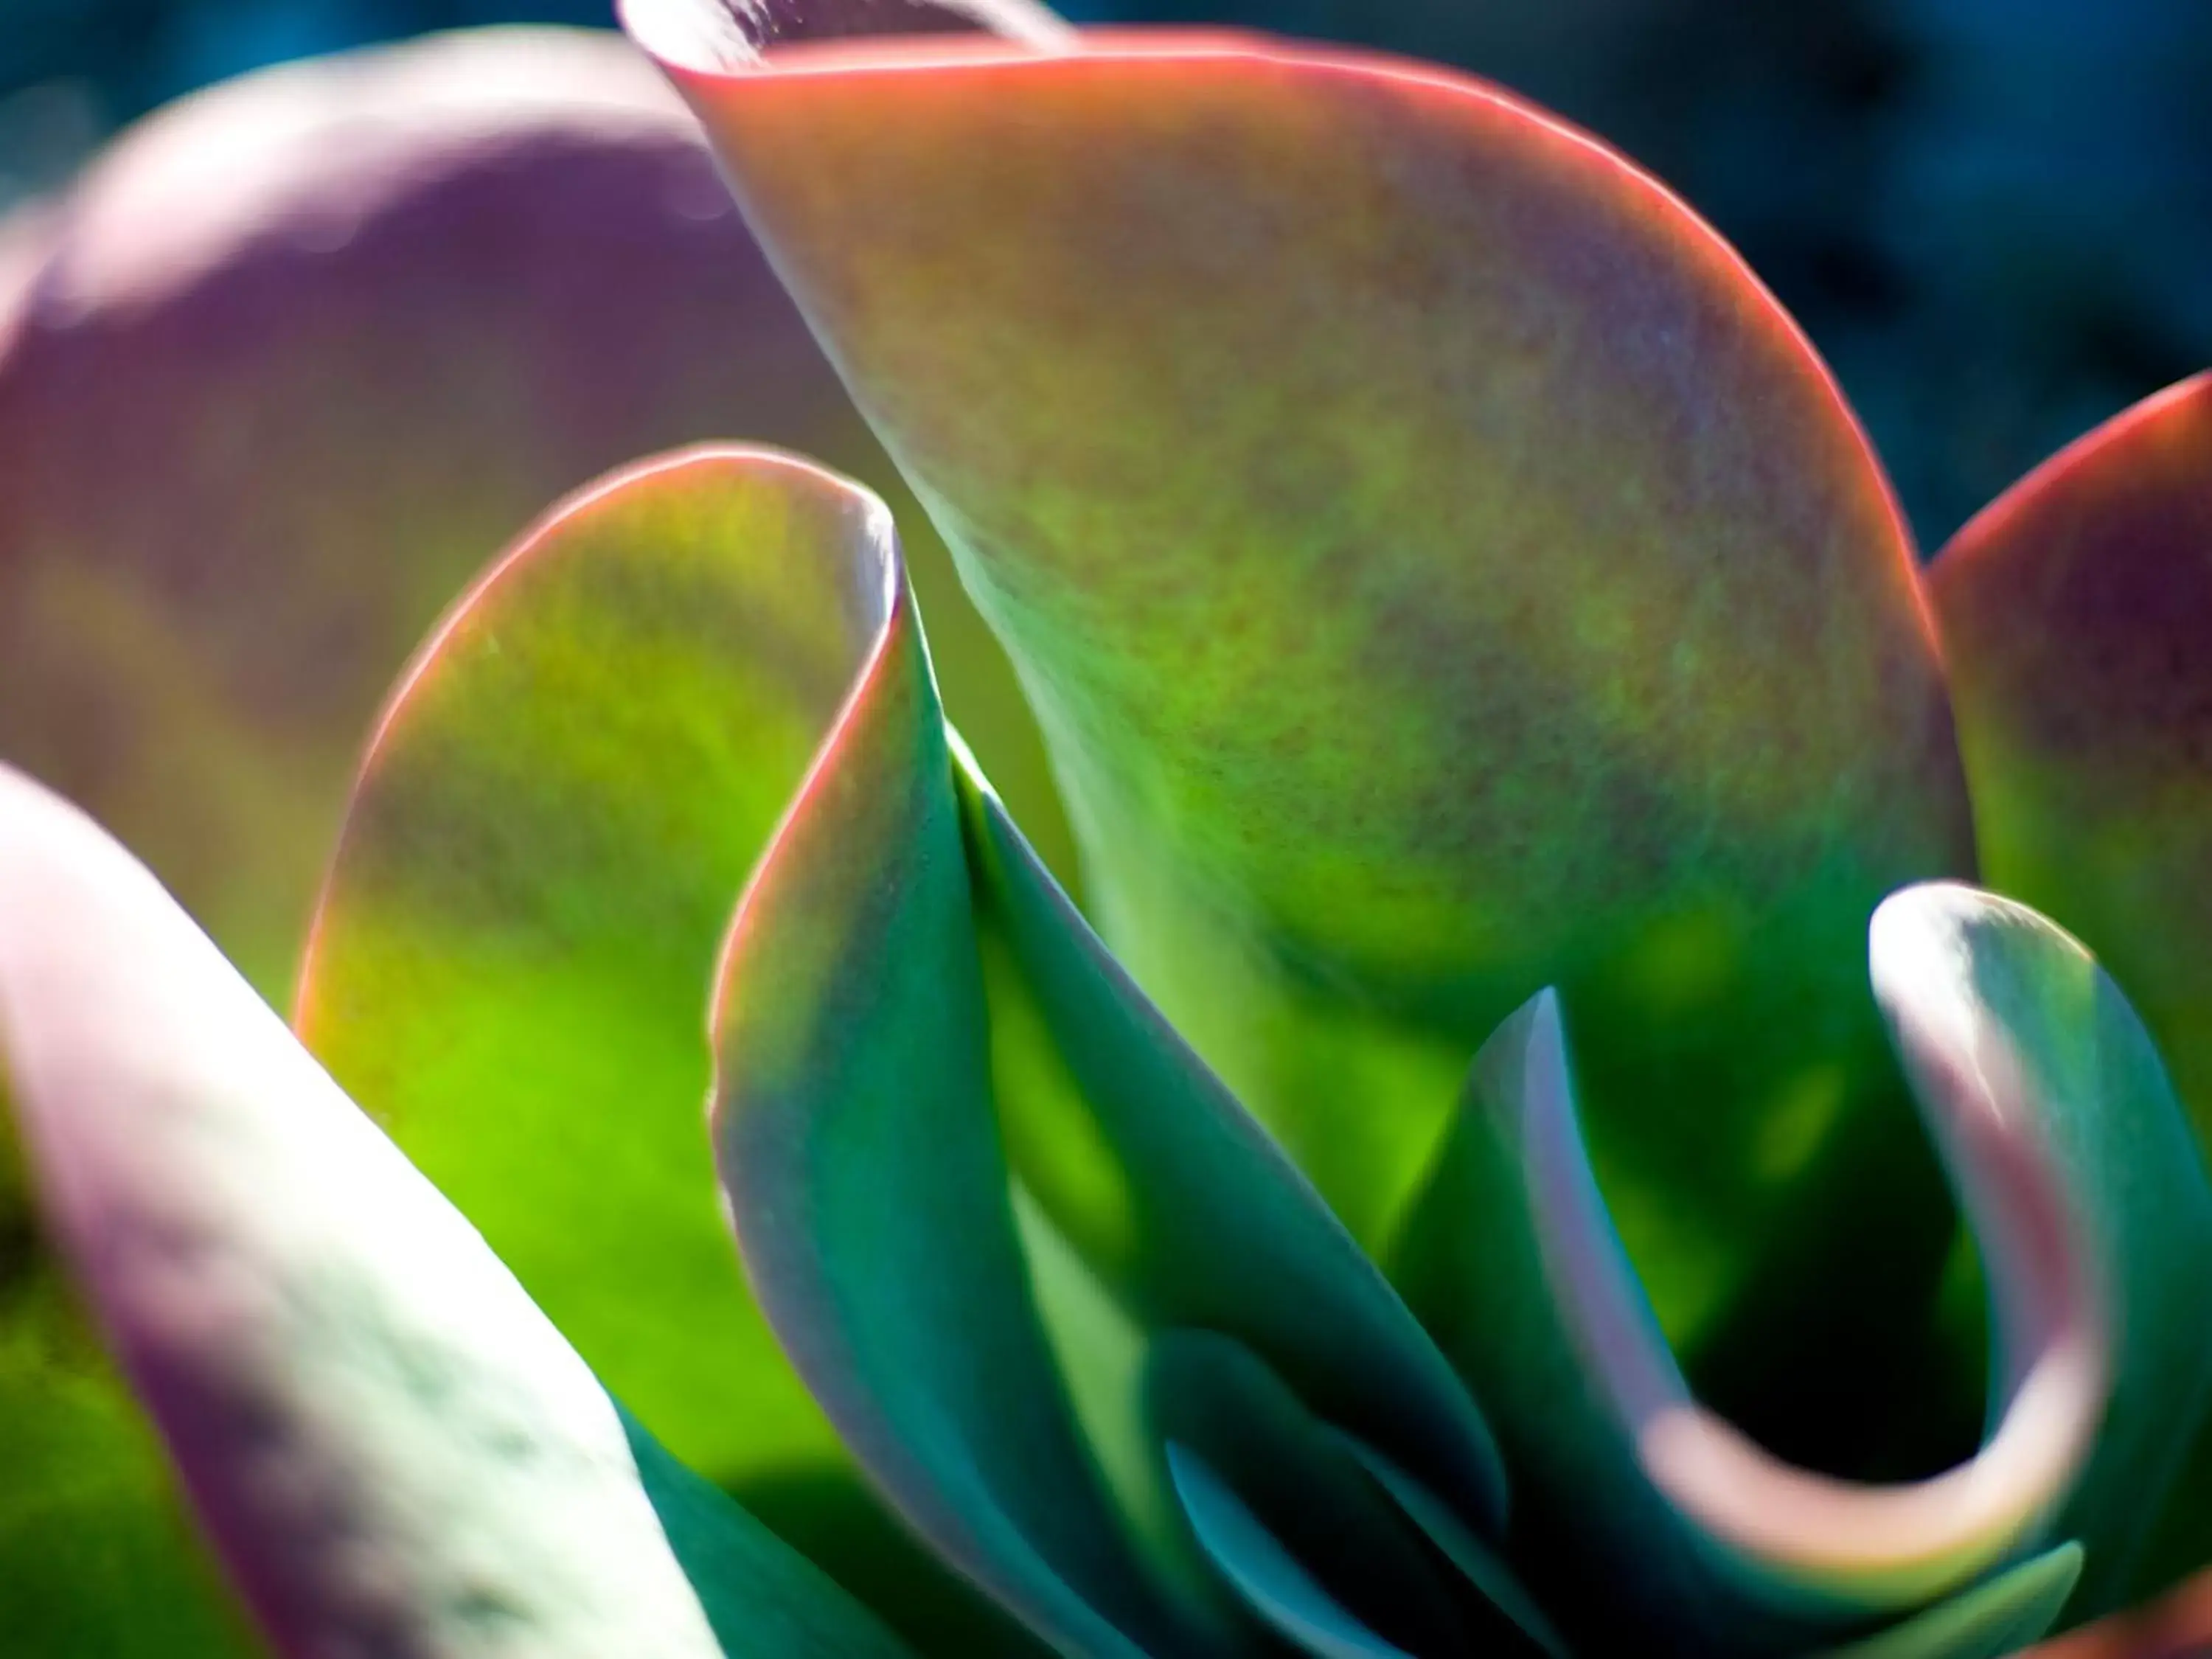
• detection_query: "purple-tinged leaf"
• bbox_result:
[625,18,1975,1467]
[0,763,909,1658]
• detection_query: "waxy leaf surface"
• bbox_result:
[962,773,1505,1535]
[1929,375,2212,1596]
[635,24,1977,1468]
[1396,885,2208,1650]
[299,448,1031,1654]
[1931,375,2212,1141]
[0,764,911,1658]
[0,31,1067,1649]
[703,462,1183,1659]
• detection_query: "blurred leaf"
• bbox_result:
[0,32,1071,1647]
[1811,1543,2082,1659]
[0,24,1067,1001]
[1930,374,2212,1158]
[2017,1563,2212,1659]
[1162,1443,1412,1659]
[0,763,902,1658]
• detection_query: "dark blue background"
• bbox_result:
[5,0,2206,546]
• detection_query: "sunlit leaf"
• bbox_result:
[298,446,1032,1654]
[704,461,1185,1659]
[0,30,1068,1650]
[629,18,1976,1478]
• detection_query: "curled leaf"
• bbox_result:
[0,763,905,1657]
[299,446,1032,1652]
[701,454,1183,1659]
[1394,884,2209,1648]
[626,21,1975,1479]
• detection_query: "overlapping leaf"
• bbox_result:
[0,762,913,1658]
[629,16,1978,1482]
[1929,375,2212,1601]
[1393,886,2212,1652]
[296,448,1040,1654]
[0,29,1071,1652]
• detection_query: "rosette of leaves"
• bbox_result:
[2,4,2211,1658]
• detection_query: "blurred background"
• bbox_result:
[1,0,2207,549]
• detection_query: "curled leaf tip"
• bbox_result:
[1464,950,2111,1612]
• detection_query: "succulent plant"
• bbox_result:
[1,4,2209,1658]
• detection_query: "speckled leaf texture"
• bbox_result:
[631,21,1980,1486]
[9,4,2212,1656]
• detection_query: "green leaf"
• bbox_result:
[1144,1329,1471,1655]
[960,768,1504,1534]
[1163,1444,1411,1659]
[1392,990,1844,1656]
[0,24,1044,1001]
[1,31,1071,1649]
[1810,1544,2082,1659]
[703,465,1183,1658]
[1930,374,2212,1154]
[629,19,1977,1472]
[299,449,872,1499]
[618,1406,917,1658]
[0,762,898,1657]
[1927,375,2212,1598]
[1394,886,2212,1648]
[1337,1441,1568,1658]
[1870,886,2212,1616]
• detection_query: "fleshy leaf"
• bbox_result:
[299,450,866,1489]
[1811,1543,2082,1659]
[0,24,1055,998]
[703,457,1183,1659]
[1927,378,2212,1596]
[0,762,908,1658]
[959,768,1505,1533]
[296,448,1024,1653]
[1930,374,2212,1143]
[1164,1444,1411,1659]
[2018,1565,2212,1659]
[2,32,1068,1648]
[1338,1441,1567,1657]
[1870,886,2212,1615]
[627,22,1975,1461]
[1396,883,2205,1649]
[1144,1328,1471,1655]
[616,1407,919,1658]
